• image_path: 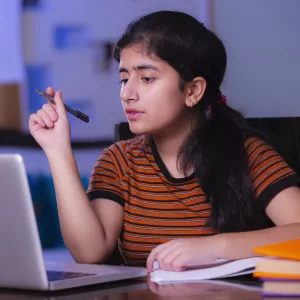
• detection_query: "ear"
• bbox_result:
[185,77,207,107]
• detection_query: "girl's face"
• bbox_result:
[119,46,191,136]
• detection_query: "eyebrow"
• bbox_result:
[119,64,160,73]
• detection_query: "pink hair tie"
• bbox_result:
[208,93,227,110]
[220,94,227,104]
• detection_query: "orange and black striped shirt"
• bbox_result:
[87,136,299,265]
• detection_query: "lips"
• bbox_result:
[125,108,144,121]
[125,108,142,114]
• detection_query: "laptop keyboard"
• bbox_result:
[46,270,96,282]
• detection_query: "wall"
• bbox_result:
[0,0,24,130]
[22,0,207,141]
[0,0,24,83]
[15,0,210,174]
[213,0,300,117]
[10,0,300,174]
[0,147,101,175]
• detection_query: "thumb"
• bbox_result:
[53,91,67,118]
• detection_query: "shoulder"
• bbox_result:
[244,137,276,165]
[102,135,147,166]
[244,137,300,208]
[244,136,270,152]
[108,135,146,156]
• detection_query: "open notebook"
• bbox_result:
[150,257,262,283]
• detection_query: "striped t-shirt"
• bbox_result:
[87,136,299,266]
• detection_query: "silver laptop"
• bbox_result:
[0,154,147,291]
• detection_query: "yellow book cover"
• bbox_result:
[253,239,300,261]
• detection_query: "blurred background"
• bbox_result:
[0,0,299,259]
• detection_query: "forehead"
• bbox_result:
[119,46,165,69]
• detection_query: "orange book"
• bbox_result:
[253,271,300,280]
[254,257,300,279]
[253,239,300,261]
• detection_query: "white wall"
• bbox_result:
[214,0,300,117]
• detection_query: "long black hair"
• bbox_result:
[114,11,269,233]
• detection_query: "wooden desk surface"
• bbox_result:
[0,275,272,300]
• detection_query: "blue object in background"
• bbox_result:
[54,25,90,50]
[22,0,41,10]
[28,174,60,248]
[26,65,54,113]
[28,173,89,249]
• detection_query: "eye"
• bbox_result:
[119,79,128,85]
[142,77,155,83]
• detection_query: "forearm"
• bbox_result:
[219,223,300,260]
[47,148,108,263]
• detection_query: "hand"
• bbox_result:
[29,87,71,153]
[147,236,224,272]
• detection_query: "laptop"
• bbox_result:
[0,154,147,291]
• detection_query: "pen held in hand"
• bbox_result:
[35,89,90,123]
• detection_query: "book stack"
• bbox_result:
[253,239,300,298]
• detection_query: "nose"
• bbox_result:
[120,78,139,103]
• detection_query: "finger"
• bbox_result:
[47,99,56,109]
[29,113,45,129]
[158,247,183,271]
[37,109,54,128]
[147,243,170,271]
[45,87,55,97]
[147,240,173,271]
[53,91,67,118]
[171,253,188,272]
[155,242,180,271]
[42,103,58,122]
[44,87,57,109]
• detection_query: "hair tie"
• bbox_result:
[207,93,227,110]
[220,93,227,105]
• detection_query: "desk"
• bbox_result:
[0,276,272,300]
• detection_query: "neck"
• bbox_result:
[152,111,201,165]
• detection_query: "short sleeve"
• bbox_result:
[87,147,125,207]
[246,138,300,210]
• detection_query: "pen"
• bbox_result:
[35,89,90,123]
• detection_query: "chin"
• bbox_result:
[128,122,154,135]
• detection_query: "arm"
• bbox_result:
[147,138,300,271]
[219,138,300,259]
[47,148,123,264]
[219,186,300,260]
[147,186,300,271]
[29,87,123,264]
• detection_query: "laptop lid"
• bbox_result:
[0,154,147,291]
[0,154,49,290]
